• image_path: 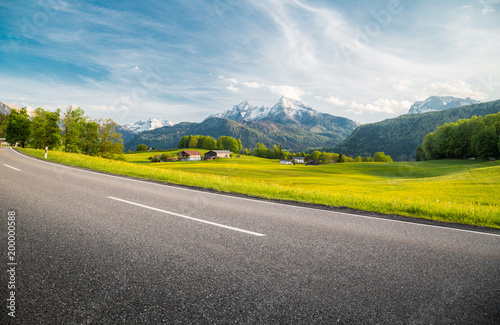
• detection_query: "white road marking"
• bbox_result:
[9,148,500,238]
[4,164,20,171]
[107,196,266,237]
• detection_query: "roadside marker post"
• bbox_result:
[45,146,48,159]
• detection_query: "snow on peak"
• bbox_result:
[123,118,173,133]
[408,96,480,114]
[211,100,271,121]
[271,96,317,120]
[211,97,317,122]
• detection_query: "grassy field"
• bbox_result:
[18,148,500,229]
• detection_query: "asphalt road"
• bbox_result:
[1,147,499,324]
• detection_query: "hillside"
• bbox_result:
[335,100,500,161]
[125,117,337,151]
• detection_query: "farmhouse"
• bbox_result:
[280,159,293,165]
[292,156,305,164]
[204,150,232,160]
[178,150,202,161]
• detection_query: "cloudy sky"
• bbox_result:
[1,0,499,124]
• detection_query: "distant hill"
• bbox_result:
[125,117,338,151]
[335,100,500,161]
[125,97,358,151]
[408,96,480,114]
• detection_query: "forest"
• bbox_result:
[416,113,500,160]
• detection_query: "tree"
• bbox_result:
[31,108,61,150]
[80,120,100,155]
[178,136,190,148]
[97,118,124,159]
[472,125,498,158]
[188,136,198,148]
[217,136,242,153]
[415,145,425,161]
[6,108,32,147]
[62,106,86,153]
[254,142,268,158]
[321,152,334,163]
[373,152,393,162]
[136,144,148,152]
[310,150,321,162]
[0,113,9,138]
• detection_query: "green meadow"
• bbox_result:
[18,148,500,229]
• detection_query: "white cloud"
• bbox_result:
[422,80,488,100]
[228,77,306,100]
[227,84,239,92]
[243,81,263,89]
[88,104,122,112]
[347,99,412,115]
[267,85,306,100]
[316,95,347,106]
[392,78,412,92]
[481,0,500,14]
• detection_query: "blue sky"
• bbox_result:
[1,0,499,124]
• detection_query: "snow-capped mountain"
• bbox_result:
[212,96,321,124]
[122,118,173,133]
[408,96,480,114]
[212,100,271,121]
[266,96,321,124]
[209,96,359,142]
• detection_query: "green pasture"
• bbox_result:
[18,148,500,228]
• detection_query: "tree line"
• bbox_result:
[250,142,392,163]
[177,135,242,153]
[4,106,124,159]
[416,113,500,160]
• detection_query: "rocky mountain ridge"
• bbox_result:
[408,96,480,114]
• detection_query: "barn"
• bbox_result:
[204,150,232,160]
[178,150,202,161]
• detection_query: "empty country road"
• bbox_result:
[1,147,499,324]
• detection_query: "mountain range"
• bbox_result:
[124,96,358,151]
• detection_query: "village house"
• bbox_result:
[204,150,232,160]
[178,150,202,161]
[292,156,305,164]
[280,159,293,165]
